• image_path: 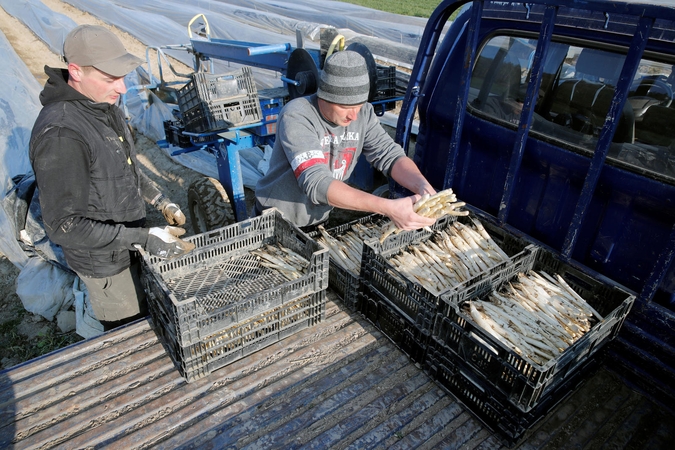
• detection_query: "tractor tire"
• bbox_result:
[372,183,391,199]
[187,177,235,234]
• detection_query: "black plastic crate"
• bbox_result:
[312,214,390,312]
[140,208,329,348]
[433,246,635,412]
[149,289,326,382]
[360,215,533,333]
[374,65,397,100]
[163,120,191,148]
[361,287,429,364]
[424,336,603,447]
[177,67,262,133]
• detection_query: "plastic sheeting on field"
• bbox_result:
[0,30,41,268]
[0,0,76,55]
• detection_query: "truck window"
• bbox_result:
[468,35,675,182]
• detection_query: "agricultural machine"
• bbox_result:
[148,14,403,233]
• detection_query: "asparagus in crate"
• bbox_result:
[465,270,603,365]
[380,188,469,242]
[251,244,309,280]
[316,220,390,275]
[387,217,511,295]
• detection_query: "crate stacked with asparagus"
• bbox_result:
[359,190,534,340]
[140,208,329,382]
[313,215,391,311]
[431,246,635,412]
[466,270,602,366]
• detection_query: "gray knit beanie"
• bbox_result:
[317,50,370,105]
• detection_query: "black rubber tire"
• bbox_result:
[372,183,391,199]
[187,177,235,234]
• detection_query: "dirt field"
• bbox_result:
[0,0,206,369]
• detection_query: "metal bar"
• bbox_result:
[190,39,292,73]
[561,16,654,259]
[395,0,470,153]
[498,5,558,224]
[247,43,292,56]
[443,0,484,190]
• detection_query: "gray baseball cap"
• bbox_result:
[63,25,143,77]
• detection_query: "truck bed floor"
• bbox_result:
[1,291,673,449]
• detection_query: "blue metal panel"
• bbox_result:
[443,1,484,190]
[190,39,317,74]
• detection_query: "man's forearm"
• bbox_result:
[389,157,435,195]
[326,180,389,214]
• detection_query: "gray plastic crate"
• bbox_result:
[177,67,262,132]
[140,209,329,349]
[149,289,326,382]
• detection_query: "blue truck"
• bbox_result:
[1,0,674,448]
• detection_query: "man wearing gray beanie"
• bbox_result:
[255,50,436,231]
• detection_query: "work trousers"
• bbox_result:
[76,259,148,331]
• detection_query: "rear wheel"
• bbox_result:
[187,177,235,234]
[372,183,391,198]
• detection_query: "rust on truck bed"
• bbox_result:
[1,291,673,449]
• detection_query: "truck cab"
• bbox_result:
[395,0,675,409]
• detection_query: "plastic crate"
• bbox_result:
[140,208,329,349]
[312,214,390,312]
[374,65,397,100]
[360,215,533,333]
[163,120,191,148]
[149,289,326,382]
[361,288,429,364]
[177,67,262,133]
[425,336,602,447]
[432,246,636,413]
[250,87,289,136]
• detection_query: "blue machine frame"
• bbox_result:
[394,0,675,405]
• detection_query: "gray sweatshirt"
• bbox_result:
[255,94,405,227]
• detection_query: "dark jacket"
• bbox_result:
[29,66,160,277]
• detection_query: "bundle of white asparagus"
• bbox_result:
[316,220,390,275]
[380,188,469,243]
[250,243,309,280]
[387,218,511,295]
[464,270,604,366]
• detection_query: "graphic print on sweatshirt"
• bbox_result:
[290,130,359,181]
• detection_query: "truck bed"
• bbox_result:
[1,291,673,449]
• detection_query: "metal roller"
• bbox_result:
[347,42,378,102]
[286,48,319,99]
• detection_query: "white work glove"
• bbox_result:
[155,196,186,226]
[145,226,195,259]
[162,202,186,226]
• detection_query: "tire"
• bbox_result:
[372,183,391,199]
[187,177,235,234]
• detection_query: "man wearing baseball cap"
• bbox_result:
[255,50,437,232]
[29,25,194,332]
